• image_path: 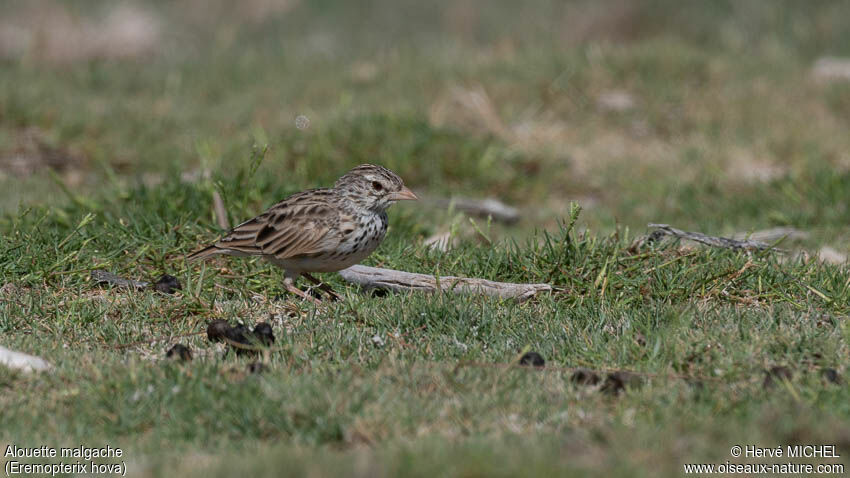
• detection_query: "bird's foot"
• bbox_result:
[302,273,343,302]
[284,282,323,306]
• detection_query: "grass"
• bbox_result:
[2,0,850,476]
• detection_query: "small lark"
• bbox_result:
[188,164,417,303]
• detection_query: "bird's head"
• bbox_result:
[335,164,417,211]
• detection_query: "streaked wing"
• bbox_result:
[214,189,343,259]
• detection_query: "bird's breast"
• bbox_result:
[271,212,388,273]
[342,212,387,254]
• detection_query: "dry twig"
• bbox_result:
[431,196,520,224]
[646,224,774,251]
[91,270,148,290]
[338,265,551,302]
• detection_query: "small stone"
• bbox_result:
[821,368,842,385]
[0,346,52,373]
[601,371,642,396]
[519,352,545,368]
[597,90,636,112]
[227,324,251,342]
[424,232,456,252]
[247,362,267,374]
[252,322,275,346]
[206,320,231,343]
[226,324,258,356]
[165,344,192,361]
[818,246,847,265]
[153,274,182,294]
[763,366,793,389]
[570,368,601,386]
[812,57,850,82]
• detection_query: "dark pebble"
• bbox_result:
[647,229,667,244]
[247,362,267,374]
[821,368,842,385]
[228,324,267,356]
[601,371,642,396]
[570,368,601,386]
[165,344,192,361]
[226,324,252,344]
[207,320,276,356]
[519,352,545,368]
[763,366,793,389]
[206,319,231,343]
[252,322,276,346]
[153,274,182,294]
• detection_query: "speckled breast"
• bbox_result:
[271,211,388,273]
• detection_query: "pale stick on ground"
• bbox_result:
[646,224,773,251]
[430,196,520,224]
[338,265,552,302]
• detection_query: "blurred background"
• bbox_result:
[2,0,850,249]
[3,5,850,474]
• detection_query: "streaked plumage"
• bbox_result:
[188,164,417,302]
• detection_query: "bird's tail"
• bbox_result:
[186,245,225,262]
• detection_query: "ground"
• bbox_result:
[2,1,850,476]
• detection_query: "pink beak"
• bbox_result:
[388,186,418,201]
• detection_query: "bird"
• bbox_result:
[187,164,417,303]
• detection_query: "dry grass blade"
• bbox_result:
[212,190,231,230]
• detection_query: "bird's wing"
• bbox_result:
[213,189,349,260]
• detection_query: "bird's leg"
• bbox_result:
[302,273,342,301]
[283,273,322,305]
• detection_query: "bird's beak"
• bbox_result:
[388,186,418,201]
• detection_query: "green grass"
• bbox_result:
[2,1,850,476]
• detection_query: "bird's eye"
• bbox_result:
[372,181,383,191]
